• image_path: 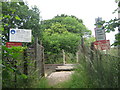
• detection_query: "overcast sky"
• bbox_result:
[25,0,118,45]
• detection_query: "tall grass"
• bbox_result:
[37,77,51,88]
[52,48,119,88]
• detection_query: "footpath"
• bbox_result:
[45,64,76,86]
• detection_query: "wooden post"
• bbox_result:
[23,48,28,87]
[34,37,38,68]
[41,46,45,77]
[14,59,17,88]
[40,40,45,77]
[81,36,85,53]
[23,49,28,75]
[76,51,79,63]
[90,42,94,63]
[34,37,38,59]
[62,49,65,65]
[81,36,86,61]
[118,2,120,88]
[36,43,41,78]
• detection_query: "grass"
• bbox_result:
[37,77,51,88]
[50,49,119,88]
[51,64,93,88]
[34,47,119,88]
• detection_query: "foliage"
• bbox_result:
[2,46,43,88]
[41,14,92,63]
[101,1,120,45]
[41,14,90,35]
[43,31,80,64]
[37,77,51,88]
[2,46,27,88]
[43,32,80,53]
[96,18,120,46]
[52,49,119,88]
[2,2,41,43]
[84,36,96,46]
[1,1,43,88]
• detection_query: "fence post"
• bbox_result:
[41,46,45,77]
[34,37,38,58]
[81,36,86,63]
[76,51,79,63]
[23,49,28,75]
[34,37,38,68]
[90,42,94,63]
[62,49,65,65]
[23,48,28,87]
[14,59,17,88]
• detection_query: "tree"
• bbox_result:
[43,31,80,54]
[101,1,120,46]
[2,2,41,43]
[41,14,90,35]
[41,14,92,54]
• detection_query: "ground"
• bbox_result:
[45,64,75,86]
[47,71,74,86]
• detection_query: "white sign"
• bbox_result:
[9,29,32,42]
[95,27,106,41]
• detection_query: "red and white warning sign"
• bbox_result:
[6,42,22,48]
[94,40,110,50]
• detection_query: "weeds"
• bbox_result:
[51,48,119,88]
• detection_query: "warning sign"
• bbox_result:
[94,40,110,50]
[6,42,22,48]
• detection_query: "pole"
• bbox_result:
[62,49,65,65]
[34,37,38,68]
[118,1,120,88]
[23,43,28,88]
[81,36,84,53]
[76,52,79,63]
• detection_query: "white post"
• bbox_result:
[76,52,79,63]
[62,49,65,65]
[118,2,120,54]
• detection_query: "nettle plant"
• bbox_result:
[2,46,27,87]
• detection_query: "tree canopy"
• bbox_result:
[100,1,120,46]
[41,14,92,54]
[2,2,41,43]
[41,14,90,35]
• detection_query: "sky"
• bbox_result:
[25,0,118,45]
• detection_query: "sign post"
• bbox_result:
[94,17,110,50]
[95,27,106,41]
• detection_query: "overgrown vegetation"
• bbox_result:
[37,77,51,88]
[1,1,42,88]
[2,1,41,44]
[41,14,94,64]
[1,0,119,88]
[51,47,119,88]
[2,46,27,88]
[2,46,44,88]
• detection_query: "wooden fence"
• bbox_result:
[24,38,45,78]
[2,38,45,88]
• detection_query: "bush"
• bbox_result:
[2,46,28,88]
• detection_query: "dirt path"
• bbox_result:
[47,71,74,86]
